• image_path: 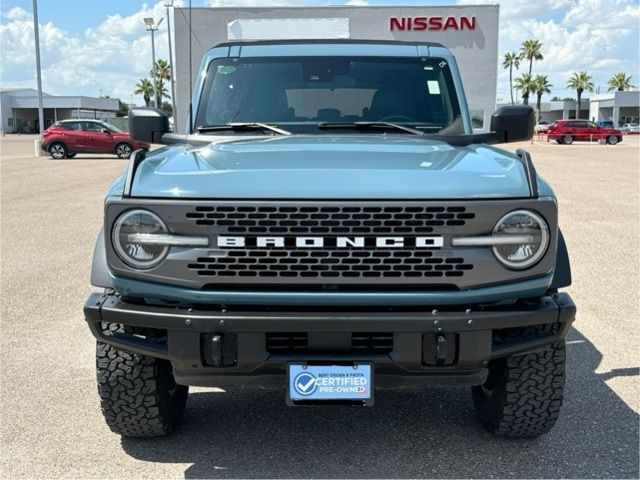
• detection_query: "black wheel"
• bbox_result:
[115,142,133,159]
[96,324,188,437]
[607,135,619,145]
[66,153,76,158]
[562,135,573,145]
[472,324,565,438]
[49,142,67,159]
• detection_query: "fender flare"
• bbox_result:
[550,228,572,289]
[90,227,112,288]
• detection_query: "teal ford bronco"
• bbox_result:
[84,40,575,438]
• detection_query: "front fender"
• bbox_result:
[90,227,112,288]
[550,229,572,289]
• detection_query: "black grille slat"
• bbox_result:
[351,333,394,353]
[186,205,474,234]
[266,333,308,353]
[182,204,476,281]
[188,250,473,278]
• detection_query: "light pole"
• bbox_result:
[144,17,164,108]
[32,0,45,156]
[165,1,178,131]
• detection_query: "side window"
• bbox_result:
[587,122,598,128]
[63,122,82,131]
[573,121,588,128]
[82,122,103,132]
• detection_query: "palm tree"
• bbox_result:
[567,71,594,119]
[133,78,154,107]
[520,39,544,76]
[514,73,534,105]
[152,59,171,108]
[503,51,521,105]
[607,72,634,91]
[532,75,552,122]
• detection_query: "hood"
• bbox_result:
[130,135,532,199]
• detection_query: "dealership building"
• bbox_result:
[0,88,118,134]
[173,5,499,132]
[589,91,640,126]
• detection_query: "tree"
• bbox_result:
[503,51,520,105]
[117,99,129,117]
[520,39,544,76]
[567,71,594,119]
[134,78,154,107]
[532,75,552,122]
[607,72,634,92]
[514,73,534,105]
[161,101,173,118]
[152,59,171,108]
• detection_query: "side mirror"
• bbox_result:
[490,105,534,143]
[102,128,111,134]
[128,107,169,143]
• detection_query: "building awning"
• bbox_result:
[10,95,118,112]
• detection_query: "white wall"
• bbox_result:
[173,5,499,132]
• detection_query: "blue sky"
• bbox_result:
[1,0,638,105]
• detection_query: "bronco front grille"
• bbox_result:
[182,203,476,281]
[185,205,475,235]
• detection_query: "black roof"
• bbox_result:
[213,39,445,49]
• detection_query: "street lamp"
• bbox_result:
[165,1,178,131]
[144,16,164,108]
[32,0,45,156]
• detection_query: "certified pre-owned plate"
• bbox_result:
[287,364,373,405]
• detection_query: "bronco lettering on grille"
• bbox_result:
[216,236,444,249]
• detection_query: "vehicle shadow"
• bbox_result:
[120,327,639,479]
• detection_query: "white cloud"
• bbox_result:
[492,0,639,99]
[345,0,369,5]
[0,2,177,104]
[563,0,640,29]
[458,0,573,20]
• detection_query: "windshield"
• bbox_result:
[195,56,463,134]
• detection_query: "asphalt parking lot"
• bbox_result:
[1,134,638,479]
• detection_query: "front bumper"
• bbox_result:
[84,291,575,389]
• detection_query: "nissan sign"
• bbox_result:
[390,16,477,31]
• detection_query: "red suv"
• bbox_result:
[547,119,622,145]
[42,120,149,159]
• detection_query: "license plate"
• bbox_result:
[287,363,373,405]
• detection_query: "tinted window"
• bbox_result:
[195,56,463,134]
[82,122,104,132]
[61,122,81,131]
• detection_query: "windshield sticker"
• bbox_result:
[217,65,236,75]
[427,81,441,95]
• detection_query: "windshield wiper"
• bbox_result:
[197,123,291,135]
[317,121,426,136]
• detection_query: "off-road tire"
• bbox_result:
[472,324,565,438]
[607,135,618,145]
[96,324,188,437]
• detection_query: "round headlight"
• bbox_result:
[492,210,549,269]
[112,209,169,269]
